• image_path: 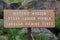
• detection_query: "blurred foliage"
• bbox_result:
[56,18,60,28]
[7,28,19,40]
[16,33,27,40]
[7,28,19,36]
[7,28,27,40]
[39,34,49,40]
[0,20,4,35]
[57,0,60,4]
[6,0,24,4]
[33,33,49,40]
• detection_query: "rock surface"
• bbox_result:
[22,0,60,18]
[0,0,7,19]
[22,0,59,40]
[0,35,8,40]
[22,0,58,9]
[20,28,58,40]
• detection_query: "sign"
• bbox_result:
[4,10,55,28]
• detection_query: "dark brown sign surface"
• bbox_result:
[4,10,55,28]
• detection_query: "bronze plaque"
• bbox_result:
[4,10,55,28]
